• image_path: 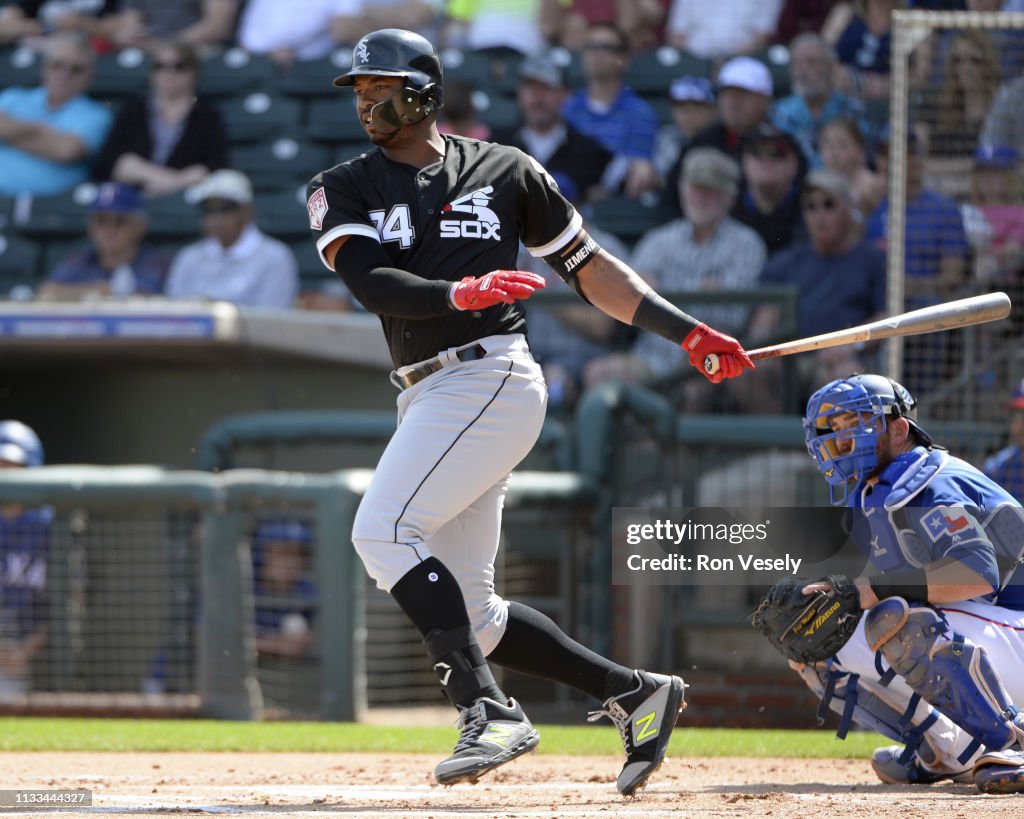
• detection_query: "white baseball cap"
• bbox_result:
[717,57,773,97]
[193,169,254,205]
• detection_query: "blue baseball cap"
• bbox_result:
[255,520,312,545]
[670,75,715,104]
[974,144,1019,169]
[91,182,143,214]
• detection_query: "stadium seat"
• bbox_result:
[197,48,278,98]
[13,184,95,240]
[0,45,41,89]
[626,47,712,96]
[333,141,371,164]
[304,97,371,143]
[439,47,494,89]
[0,232,41,297]
[754,45,792,99]
[231,138,331,192]
[143,192,203,241]
[39,239,85,280]
[276,49,353,99]
[588,194,669,247]
[254,187,311,243]
[91,48,150,100]
[219,92,303,144]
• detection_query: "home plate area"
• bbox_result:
[0,752,1019,817]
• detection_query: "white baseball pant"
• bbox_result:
[351,333,547,655]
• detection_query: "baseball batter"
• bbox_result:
[306,29,752,793]
[795,374,1024,793]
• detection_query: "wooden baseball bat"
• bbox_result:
[704,291,1012,375]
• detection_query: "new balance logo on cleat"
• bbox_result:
[434,696,540,785]
[588,670,687,796]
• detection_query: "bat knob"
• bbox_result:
[704,353,720,375]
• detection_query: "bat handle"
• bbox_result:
[704,353,720,375]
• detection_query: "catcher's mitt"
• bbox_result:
[751,574,863,664]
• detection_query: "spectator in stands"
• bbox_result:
[822,0,901,102]
[747,169,886,404]
[492,56,612,205]
[662,56,775,216]
[866,125,967,310]
[236,0,339,67]
[562,22,660,199]
[819,115,885,216]
[653,76,717,180]
[666,0,783,59]
[332,0,437,47]
[539,0,666,53]
[36,182,168,301]
[0,421,50,698]
[921,28,1002,159]
[0,1,120,50]
[980,58,1024,162]
[734,122,808,255]
[867,125,968,394]
[106,0,237,52]
[437,79,491,141]
[583,148,765,385]
[770,32,869,168]
[772,0,837,46]
[93,40,228,197]
[0,31,112,196]
[164,169,298,308]
[253,520,317,659]
[961,145,1024,286]
[984,378,1024,503]
[441,0,545,55]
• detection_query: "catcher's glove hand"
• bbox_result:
[751,574,863,664]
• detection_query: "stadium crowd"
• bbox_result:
[0,0,1021,421]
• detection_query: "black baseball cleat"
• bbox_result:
[434,696,540,785]
[587,670,687,796]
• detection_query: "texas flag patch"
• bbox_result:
[923,506,974,542]
[307,186,328,230]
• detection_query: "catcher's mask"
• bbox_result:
[333,28,444,134]
[803,373,932,505]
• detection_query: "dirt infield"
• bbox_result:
[1,752,1020,818]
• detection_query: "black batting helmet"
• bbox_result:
[333,29,443,105]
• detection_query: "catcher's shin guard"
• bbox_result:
[865,597,1024,753]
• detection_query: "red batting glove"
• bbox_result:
[682,323,755,384]
[449,270,546,311]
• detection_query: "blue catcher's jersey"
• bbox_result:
[848,446,1024,610]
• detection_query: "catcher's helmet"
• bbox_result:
[0,420,44,467]
[333,28,443,117]
[803,374,932,505]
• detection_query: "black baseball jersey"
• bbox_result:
[307,135,583,367]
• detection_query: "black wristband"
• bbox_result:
[868,568,929,602]
[631,290,700,345]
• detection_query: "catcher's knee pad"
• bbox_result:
[865,597,1024,752]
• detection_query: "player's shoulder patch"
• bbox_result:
[307,186,328,230]
[920,505,979,543]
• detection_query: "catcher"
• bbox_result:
[753,374,1024,793]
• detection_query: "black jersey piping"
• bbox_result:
[392,359,516,544]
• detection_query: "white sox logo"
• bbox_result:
[356,41,370,63]
[440,186,501,241]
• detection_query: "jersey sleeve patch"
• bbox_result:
[307,186,329,230]
[922,506,980,542]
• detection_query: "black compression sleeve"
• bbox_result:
[332,235,452,318]
[631,290,701,345]
[868,568,929,603]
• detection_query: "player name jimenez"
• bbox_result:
[626,553,803,573]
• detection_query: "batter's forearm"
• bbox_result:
[575,251,649,324]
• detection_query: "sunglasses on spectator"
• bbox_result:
[584,42,624,54]
[153,60,193,73]
[46,60,88,75]
[201,201,242,215]
[803,196,837,213]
